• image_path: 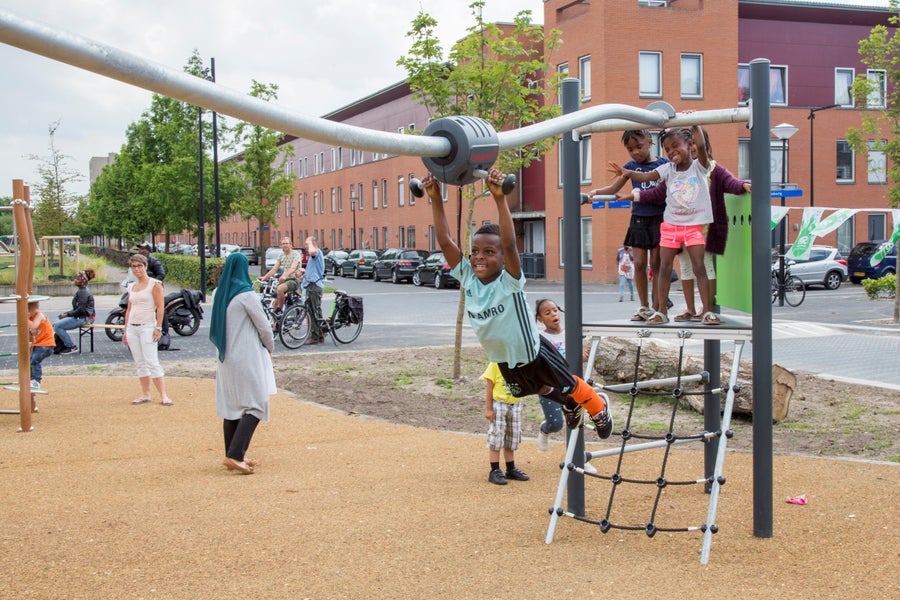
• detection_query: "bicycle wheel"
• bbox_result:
[279,305,311,349]
[784,275,806,307]
[331,303,363,343]
[771,275,778,304]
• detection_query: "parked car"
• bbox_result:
[373,248,430,283]
[264,246,282,270]
[413,251,459,289]
[772,244,847,290]
[238,247,259,265]
[340,249,378,279]
[324,250,349,276]
[848,241,897,284]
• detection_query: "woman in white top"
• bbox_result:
[123,253,172,405]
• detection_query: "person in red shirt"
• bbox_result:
[28,300,55,389]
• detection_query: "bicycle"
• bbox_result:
[771,258,806,307]
[279,289,364,349]
[255,278,302,344]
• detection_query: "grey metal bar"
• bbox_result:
[577,107,750,135]
[561,78,587,516]
[701,341,746,563]
[499,104,667,149]
[600,372,707,393]
[749,59,774,539]
[545,426,582,544]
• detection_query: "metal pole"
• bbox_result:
[808,104,839,208]
[749,58,774,539]
[561,78,586,515]
[778,138,787,306]
[211,57,221,257]
[198,106,207,300]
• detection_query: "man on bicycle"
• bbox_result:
[301,236,326,345]
[260,238,303,312]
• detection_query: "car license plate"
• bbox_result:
[854,271,865,277]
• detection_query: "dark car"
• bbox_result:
[413,251,459,289]
[848,241,897,284]
[339,249,378,279]
[373,248,430,284]
[238,247,259,265]
[324,250,349,276]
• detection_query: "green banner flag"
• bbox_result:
[770,206,789,230]
[870,209,900,266]
[786,208,824,260]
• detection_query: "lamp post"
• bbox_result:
[807,104,839,208]
[287,196,295,245]
[349,189,358,249]
[771,122,799,306]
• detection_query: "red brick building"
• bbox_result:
[208,0,894,283]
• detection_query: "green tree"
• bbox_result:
[27,121,81,238]
[397,0,562,377]
[847,0,900,320]
[229,80,295,265]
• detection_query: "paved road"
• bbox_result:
[3,275,899,391]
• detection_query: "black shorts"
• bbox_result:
[498,335,578,398]
[623,214,663,249]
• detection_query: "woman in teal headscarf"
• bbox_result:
[209,252,275,474]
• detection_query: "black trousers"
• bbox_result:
[223,414,260,461]
[305,285,324,340]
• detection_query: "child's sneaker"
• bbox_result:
[561,405,584,430]
[488,468,507,486]
[537,423,550,452]
[590,391,613,439]
[505,466,529,481]
[30,380,40,390]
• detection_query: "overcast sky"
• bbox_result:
[0,0,545,198]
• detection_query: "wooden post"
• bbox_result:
[11,180,34,431]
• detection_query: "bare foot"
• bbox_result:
[222,457,254,474]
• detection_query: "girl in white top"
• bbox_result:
[611,125,718,325]
[123,253,173,405]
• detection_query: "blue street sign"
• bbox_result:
[770,189,803,198]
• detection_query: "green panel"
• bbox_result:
[717,194,753,314]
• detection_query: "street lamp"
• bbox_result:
[287,196,295,245]
[349,188,358,249]
[808,104,839,208]
[771,122,799,306]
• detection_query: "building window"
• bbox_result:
[580,134,592,185]
[356,184,363,212]
[867,69,886,108]
[408,226,416,249]
[639,51,662,97]
[835,68,854,107]
[868,141,887,184]
[330,188,336,214]
[738,64,787,105]
[836,140,855,183]
[680,53,702,99]
[558,217,593,268]
[382,226,388,251]
[331,148,336,172]
[557,62,568,104]
[313,191,318,215]
[350,149,356,167]
[579,55,591,101]
[372,180,378,209]
[373,227,379,250]
[398,176,405,207]
[303,157,308,178]
[408,173,416,205]
[381,178,388,208]
[868,213,886,241]
[399,226,407,248]
[836,217,855,256]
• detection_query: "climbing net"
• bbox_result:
[545,323,750,564]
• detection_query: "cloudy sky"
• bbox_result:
[0,0,544,198]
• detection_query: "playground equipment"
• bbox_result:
[0,7,780,551]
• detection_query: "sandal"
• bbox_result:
[630,306,650,322]
[161,398,174,406]
[701,312,721,326]
[131,397,151,405]
[690,313,704,322]
[645,311,669,325]
[673,311,694,322]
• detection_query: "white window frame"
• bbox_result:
[835,68,855,108]
[868,140,887,184]
[639,51,662,98]
[558,217,593,268]
[867,69,886,108]
[580,134,592,185]
[836,140,855,183]
[680,53,703,99]
[738,63,788,106]
[408,172,416,206]
[381,178,388,208]
[578,55,591,102]
[372,180,378,209]
[398,176,405,207]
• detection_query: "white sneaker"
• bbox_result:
[30,380,40,390]
[537,423,550,452]
[583,462,597,475]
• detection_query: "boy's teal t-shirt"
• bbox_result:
[451,260,540,367]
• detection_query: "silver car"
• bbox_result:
[775,245,848,290]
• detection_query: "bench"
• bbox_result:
[78,323,125,353]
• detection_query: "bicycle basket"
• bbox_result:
[345,295,364,324]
